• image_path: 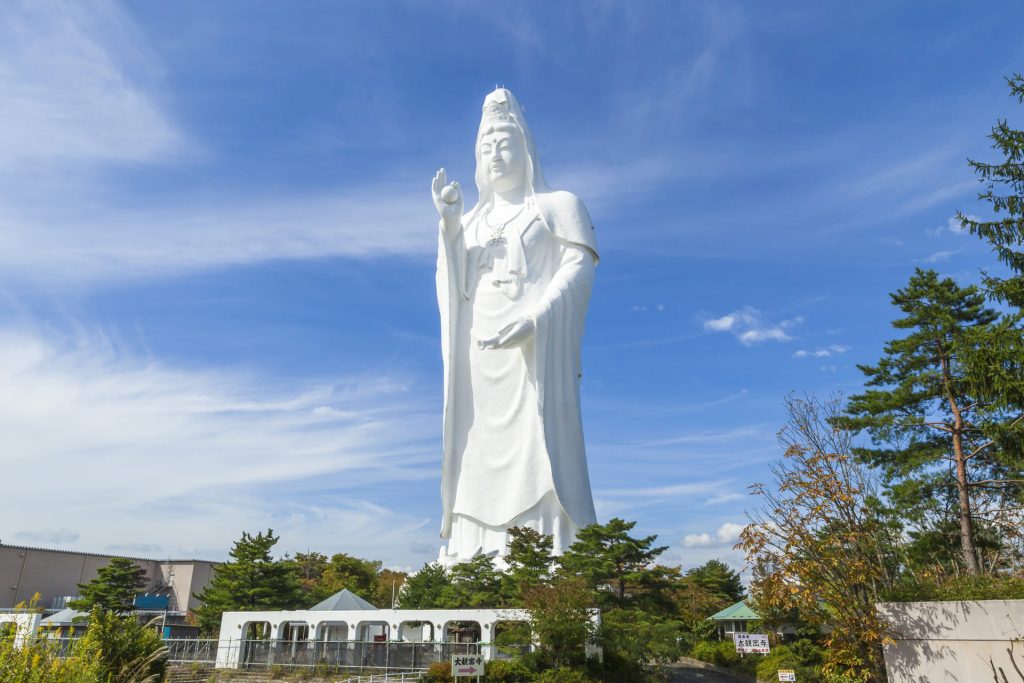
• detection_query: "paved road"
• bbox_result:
[664,661,751,683]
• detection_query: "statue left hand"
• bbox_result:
[478,318,535,349]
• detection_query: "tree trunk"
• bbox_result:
[941,342,981,575]
[952,432,981,575]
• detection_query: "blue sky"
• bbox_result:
[1,1,1022,574]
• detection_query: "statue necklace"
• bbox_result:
[484,205,526,244]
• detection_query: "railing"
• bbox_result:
[161,638,481,674]
[39,635,494,675]
[235,639,479,670]
[165,637,218,664]
[338,673,424,683]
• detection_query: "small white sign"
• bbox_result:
[778,670,796,681]
[733,632,770,654]
[451,654,485,677]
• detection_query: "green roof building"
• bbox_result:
[709,600,761,639]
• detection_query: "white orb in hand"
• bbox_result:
[441,184,460,205]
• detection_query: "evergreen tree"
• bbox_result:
[959,75,1024,307]
[502,526,555,606]
[842,269,1020,574]
[558,518,668,609]
[685,559,745,604]
[397,563,451,609]
[68,557,148,614]
[193,529,303,634]
[441,555,503,608]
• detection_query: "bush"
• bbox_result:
[755,644,822,683]
[885,574,1024,602]
[77,609,166,682]
[688,639,759,676]
[534,668,595,683]
[485,659,533,682]
[420,661,454,683]
[690,639,738,667]
[0,630,101,683]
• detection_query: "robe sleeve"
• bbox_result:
[526,239,599,528]
[437,219,467,539]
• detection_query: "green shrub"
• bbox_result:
[420,661,455,683]
[77,609,166,682]
[886,574,1024,602]
[0,630,101,683]
[755,644,822,682]
[534,667,595,683]
[690,639,737,667]
[485,659,533,682]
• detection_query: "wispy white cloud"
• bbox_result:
[927,215,977,237]
[598,481,730,499]
[0,183,436,285]
[0,1,188,168]
[919,249,959,264]
[705,492,746,505]
[0,326,439,563]
[681,521,745,548]
[13,529,80,544]
[703,306,802,345]
[793,344,850,359]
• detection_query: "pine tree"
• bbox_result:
[685,559,745,604]
[502,526,555,606]
[68,557,148,614]
[557,518,667,609]
[193,529,303,634]
[441,555,503,608]
[959,75,1024,307]
[842,269,1020,574]
[397,563,451,609]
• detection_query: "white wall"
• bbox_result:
[876,599,1024,682]
[0,613,43,648]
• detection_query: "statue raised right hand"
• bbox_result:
[431,168,463,229]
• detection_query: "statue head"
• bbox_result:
[471,89,549,213]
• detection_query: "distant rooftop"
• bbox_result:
[0,543,217,565]
[309,588,378,611]
[710,600,760,621]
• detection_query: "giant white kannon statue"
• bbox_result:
[431,88,598,567]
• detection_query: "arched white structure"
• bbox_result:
[214,607,601,669]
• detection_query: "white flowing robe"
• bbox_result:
[436,190,599,563]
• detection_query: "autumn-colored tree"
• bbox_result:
[372,568,407,609]
[742,395,901,683]
[522,577,596,670]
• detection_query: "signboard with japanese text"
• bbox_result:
[778,670,796,681]
[733,632,770,654]
[451,654,485,677]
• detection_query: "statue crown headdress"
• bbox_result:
[481,89,518,126]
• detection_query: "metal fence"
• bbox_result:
[162,638,481,673]
[165,637,219,665]
[38,635,488,675]
[337,673,424,683]
[236,639,478,670]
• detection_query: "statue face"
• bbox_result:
[478,126,527,194]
